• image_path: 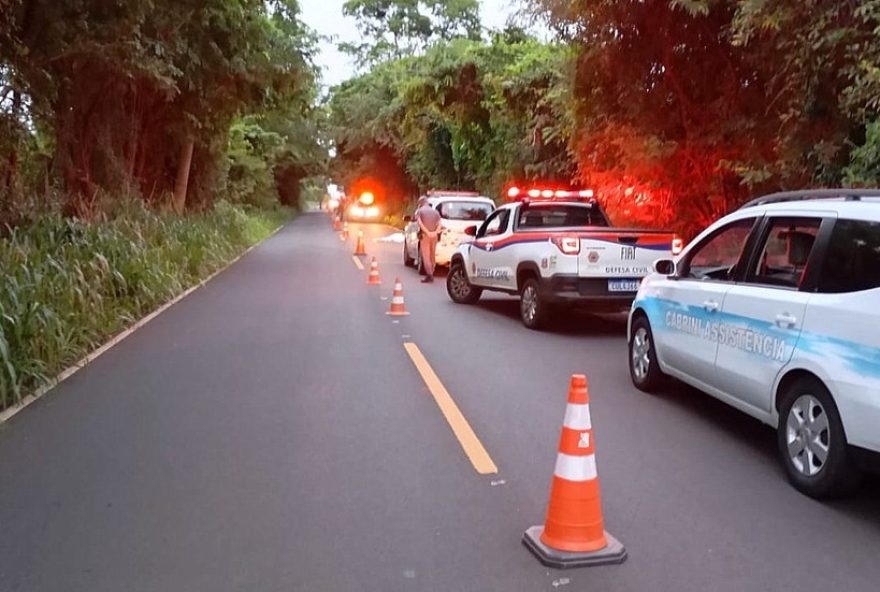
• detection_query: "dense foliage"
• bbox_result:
[534,0,880,235]
[0,201,289,410]
[0,0,324,222]
[329,28,575,216]
[330,0,880,237]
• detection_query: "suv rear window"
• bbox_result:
[517,205,609,228]
[436,201,494,221]
[817,219,880,293]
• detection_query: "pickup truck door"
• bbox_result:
[470,208,515,289]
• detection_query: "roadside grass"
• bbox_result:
[0,201,291,412]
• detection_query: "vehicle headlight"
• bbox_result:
[351,206,365,217]
[366,206,379,217]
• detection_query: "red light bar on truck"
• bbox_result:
[507,187,595,201]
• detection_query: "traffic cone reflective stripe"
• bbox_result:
[367,257,382,285]
[354,231,366,256]
[386,278,410,316]
[523,375,626,568]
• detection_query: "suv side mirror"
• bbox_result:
[403,215,412,223]
[654,259,676,276]
[464,225,477,236]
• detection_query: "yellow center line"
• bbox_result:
[352,256,365,270]
[403,342,498,475]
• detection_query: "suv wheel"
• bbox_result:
[447,262,482,304]
[629,316,666,392]
[403,241,415,267]
[520,278,552,330]
[777,377,862,499]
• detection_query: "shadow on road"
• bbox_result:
[473,298,628,336]
[657,380,880,518]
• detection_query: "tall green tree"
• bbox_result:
[329,32,575,210]
[340,0,481,67]
[0,0,320,217]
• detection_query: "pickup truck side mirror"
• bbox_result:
[464,225,478,236]
[654,259,676,276]
[403,215,413,223]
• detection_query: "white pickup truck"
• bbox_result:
[446,194,678,329]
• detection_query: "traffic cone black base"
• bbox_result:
[523,526,627,569]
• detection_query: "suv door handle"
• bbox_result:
[703,300,720,312]
[775,313,797,328]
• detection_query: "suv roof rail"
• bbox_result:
[739,188,880,210]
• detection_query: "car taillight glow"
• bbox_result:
[672,235,684,255]
[551,236,581,255]
[527,189,542,198]
[507,187,521,198]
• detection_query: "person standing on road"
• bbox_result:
[415,197,442,283]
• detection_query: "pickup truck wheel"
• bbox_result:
[629,316,666,392]
[403,241,415,267]
[520,278,552,330]
[447,262,482,304]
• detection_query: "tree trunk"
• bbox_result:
[172,138,194,214]
[2,92,21,192]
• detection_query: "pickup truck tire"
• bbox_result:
[777,377,862,499]
[629,316,666,392]
[403,241,415,267]
[520,278,553,330]
[447,262,482,304]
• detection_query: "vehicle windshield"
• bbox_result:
[437,201,494,221]
[517,204,610,228]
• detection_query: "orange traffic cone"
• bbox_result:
[367,257,382,285]
[340,223,349,242]
[523,375,626,569]
[354,230,366,256]
[333,216,342,231]
[386,278,410,316]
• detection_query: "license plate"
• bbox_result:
[608,279,641,293]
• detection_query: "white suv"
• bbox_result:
[627,189,880,498]
[403,192,495,273]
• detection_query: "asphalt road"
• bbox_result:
[1,212,878,592]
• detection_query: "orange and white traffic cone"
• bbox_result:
[340,223,349,242]
[354,230,366,256]
[367,257,382,285]
[386,278,410,316]
[333,215,342,231]
[523,375,627,569]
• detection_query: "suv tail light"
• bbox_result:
[551,236,581,255]
[672,235,684,255]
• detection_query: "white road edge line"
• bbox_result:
[0,224,287,424]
